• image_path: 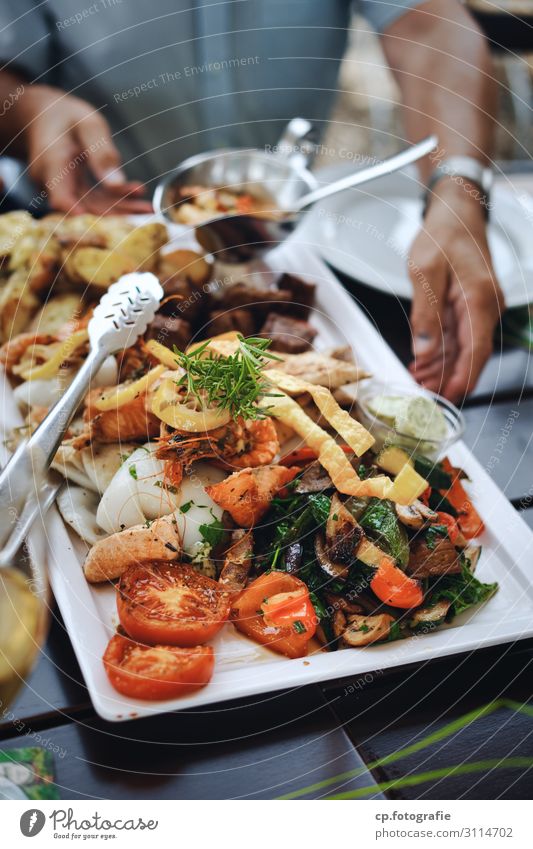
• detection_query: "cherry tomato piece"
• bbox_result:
[117,562,230,647]
[103,634,214,700]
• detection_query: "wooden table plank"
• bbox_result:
[326,640,533,799]
[0,686,382,800]
[462,397,533,502]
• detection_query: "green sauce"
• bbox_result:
[368,393,448,441]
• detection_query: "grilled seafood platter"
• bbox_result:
[0,212,496,703]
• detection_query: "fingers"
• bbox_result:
[408,230,449,372]
[28,138,83,213]
[443,285,501,402]
[74,110,126,186]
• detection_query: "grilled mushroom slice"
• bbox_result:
[395,500,438,529]
[409,599,451,632]
[332,609,347,640]
[218,529,253,594]
[326,493,364,564]
[294,462,333,494]
[342,613,394,647]
[463,544,482,573]
[315,533,349,581]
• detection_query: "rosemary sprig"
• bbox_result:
[173,335,281,420]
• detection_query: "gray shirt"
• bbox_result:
[0,0,421,183]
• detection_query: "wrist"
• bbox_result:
[425,175,490,223]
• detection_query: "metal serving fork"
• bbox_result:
[0,272,163,562]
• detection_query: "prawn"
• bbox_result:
[223,417,279,469]
[156,416,279,470]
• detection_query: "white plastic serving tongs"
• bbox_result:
[0,272,163,565]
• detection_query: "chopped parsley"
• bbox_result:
[199,516,225,548]
[128,464,138,480]
[153,480,178,494]
[179,500,193,514]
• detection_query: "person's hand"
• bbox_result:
[17,85,153,215]
[408,178,504,402]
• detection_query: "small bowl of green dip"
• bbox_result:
[356,381,465,460]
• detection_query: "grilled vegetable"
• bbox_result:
[376,445,452,490]
[424,556,497,618]
[342,613,394,647]
[409,599,451,631]
[359,499,409,567]
[370,556,424,609]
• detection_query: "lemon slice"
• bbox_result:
[151,378,230,431]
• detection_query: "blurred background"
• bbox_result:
[318,2,533,167]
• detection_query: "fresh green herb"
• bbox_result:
[358,623,370,633]
[293,620,307,634]
[426,556,497,618]
[332,513,339,521]
[179,500,193,514]
[199,517,225,548]
[128,464,138,480]
[384,620,403,642]
[173,335,281,421]
[153,480,178,494]
[308,493,331,526]
[425,524,448,550]
[357,464,369,480]
[359,499,409,567]
[120,452,132,464]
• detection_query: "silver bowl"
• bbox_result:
[153,120,318,263]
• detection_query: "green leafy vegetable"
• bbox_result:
[128,464,138,480]
[179,500,193,514]
[426,556,497,618]
[293,620,306,634]
[359,499,409,567]
[425,524,448,550]
[308,494,331,526]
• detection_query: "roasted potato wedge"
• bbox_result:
[159,248,212,288]
[111,222,167,272]
[64,247,135,288]
[0,268,40,342]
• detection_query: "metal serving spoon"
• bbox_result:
[154,134,437,263]
[0,272,163,560]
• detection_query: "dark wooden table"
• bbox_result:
[1,269,533,801]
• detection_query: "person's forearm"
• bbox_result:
[381,0,496,181]
[0,70,31,154]
[0,71,64,157]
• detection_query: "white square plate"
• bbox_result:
[3,229,533,721]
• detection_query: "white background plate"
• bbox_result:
[3,233,533,722]
[299,165,533,308]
